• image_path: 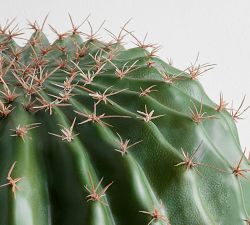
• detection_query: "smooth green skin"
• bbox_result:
[0,31,249,225]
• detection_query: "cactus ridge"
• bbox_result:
[0,16,249,225]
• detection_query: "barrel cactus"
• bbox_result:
[0,16,249,225]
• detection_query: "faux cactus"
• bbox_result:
[0,16,249,225]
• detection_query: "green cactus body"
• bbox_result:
[0,19,249,225]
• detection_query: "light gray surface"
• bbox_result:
[1,0,249,150]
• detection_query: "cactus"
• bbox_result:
[0,16,249,225]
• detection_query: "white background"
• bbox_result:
[1,0,249,149]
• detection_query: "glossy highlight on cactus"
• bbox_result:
[0,15,249,225]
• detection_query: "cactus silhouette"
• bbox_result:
[0,16,249,225]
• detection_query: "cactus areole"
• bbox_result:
[0,16,249,225]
